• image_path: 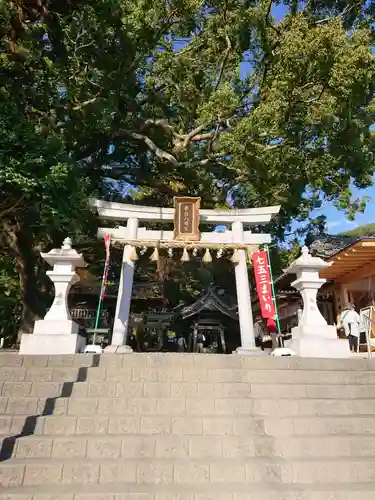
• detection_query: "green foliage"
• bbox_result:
[268,240,302,278]
[0,253,21,345]
[303,216,328,246]
[126,1,375,230]
[0,1,99,331]
[3,0,372,219]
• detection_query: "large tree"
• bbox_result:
[106,0,375,226]
[0,0,203,332]
[1,0,375,332]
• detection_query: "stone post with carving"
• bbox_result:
[19,238,87,355]
[285,246,350,358]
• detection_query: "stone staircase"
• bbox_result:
[1,353,375,499]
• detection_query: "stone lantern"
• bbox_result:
[19,237,87,355]
[285,246,350,358]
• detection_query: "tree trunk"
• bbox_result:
[16,247,45,338]
[12,230,46,339]
[1,220,51,342]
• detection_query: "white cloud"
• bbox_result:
[326,219,357,232]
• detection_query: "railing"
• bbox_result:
[70,308,110,329]
[360,313,375,359]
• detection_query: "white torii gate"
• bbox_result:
[92,199,280,354]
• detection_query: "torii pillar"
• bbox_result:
[232,221,260,355]
[106,218,138,353]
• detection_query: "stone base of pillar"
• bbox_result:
[19,319,86,355]
[286,325,351,358]
[33,319,79,335]
[84,344,103,354]
[233,346,265,356]
[104,345,133,354]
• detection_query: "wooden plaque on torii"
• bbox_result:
[173,197,201,241]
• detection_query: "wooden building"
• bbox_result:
[318,237,375,313]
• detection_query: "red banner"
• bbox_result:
[252,250,275,318]
[101,233,111,300]
[104,233,111,260]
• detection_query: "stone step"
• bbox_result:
[2,353,375,500]
[1,457,375,488]
[3,434,375,460]
[4,365,375,385]
[0,415,263,436]
[2,415,375,437]
[3,396,375,418]
[2,352,375,371]
[3,483,375,500]
[2,380,375,400]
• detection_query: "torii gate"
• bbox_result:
[92,198,280,354]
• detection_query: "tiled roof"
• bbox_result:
[308,235,358,259]
[176,287,238,320]
[273,235,357,291]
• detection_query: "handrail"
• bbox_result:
[360,313,374,359]
[363,315,375,326]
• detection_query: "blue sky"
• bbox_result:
[309,187,375,234]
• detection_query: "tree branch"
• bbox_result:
[260,1,282,90]
[0,196,25,219]
[181,124,206,148]
[140,120,217,152]
[112,125,233,170]
[265,0,280,34]
[314,2,361,24]
[296,84,326,104]
[191,153,225,167]
[214,33,231,91]
[72,95,101,111]
[190,132,216,142]
[251,140,287,151]
[175,33,203,56]
[140,119,178,137]
[114,130,179,166]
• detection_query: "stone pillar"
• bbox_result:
[19,238,87,355]
[285,246,350,358]
[232,221,262,355]
[107,218,138,352]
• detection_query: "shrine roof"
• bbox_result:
[319,237,375,282]
[272,236,375,287]
[176,287,238,320]
[309,235,358,259]
[274,271,296,290]
[271,235,355,291]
